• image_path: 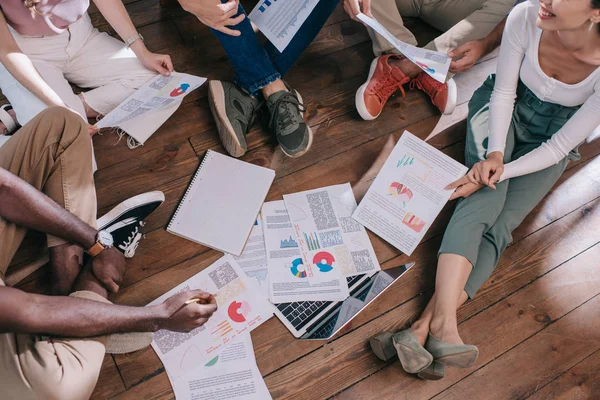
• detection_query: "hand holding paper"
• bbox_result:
[343,0,372,20]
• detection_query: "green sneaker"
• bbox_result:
[208,80,262,157]
[264,84,313,158]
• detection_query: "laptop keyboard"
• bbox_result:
[276,275,365,330]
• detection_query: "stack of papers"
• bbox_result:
[147,255,273,398]
[266,183,381,303]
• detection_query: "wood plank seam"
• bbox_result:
[431,292,600,400]
[524,348,600,399]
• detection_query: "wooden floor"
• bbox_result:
[7,1,600,399]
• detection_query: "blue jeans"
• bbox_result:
[211,0,340,97]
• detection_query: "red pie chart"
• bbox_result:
[228,300,251,323]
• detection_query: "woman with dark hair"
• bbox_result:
[370,0,600,380]
[0,0,175,144]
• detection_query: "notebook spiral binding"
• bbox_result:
[168,150,213,229]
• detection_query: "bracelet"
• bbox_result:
[124,33,144,48]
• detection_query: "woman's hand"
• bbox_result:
[466,152,504,189]
[343,0,371,21]
[136,48,174,76]
[447,180,484,200]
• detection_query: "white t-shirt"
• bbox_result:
[488,1,600,181]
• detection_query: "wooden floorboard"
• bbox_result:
[526,349,600,400]
[2,2,599,399]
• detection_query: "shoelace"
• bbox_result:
[372,73,407,101]
[118,221,145,258]
[269,92,306,134]
[410,77,443,101]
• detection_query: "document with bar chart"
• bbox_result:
[249,0,320,52]
[353,132,468,256]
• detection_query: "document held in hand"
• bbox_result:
[352,132,468,255]
[357,13,451,83]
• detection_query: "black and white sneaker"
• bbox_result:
[97,191,165,258]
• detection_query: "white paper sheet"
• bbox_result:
[148,255,273,380]
[230,217,269,299]
[357,13,451,83]
[353,131,468,255]
[249,0,320,52]
[283,184,380,279]
[170,333,272,400]
[96,72,206,129]
[262,200,349,303]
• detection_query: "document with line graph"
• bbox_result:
[249,0,320,52]
[147,255,273,380]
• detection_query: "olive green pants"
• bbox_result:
[439,75,581,298]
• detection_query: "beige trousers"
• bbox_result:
[0,108,108,400]
[0,14,180,147]
[369,0,516,56]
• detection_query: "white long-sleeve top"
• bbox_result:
[488,1,600,181]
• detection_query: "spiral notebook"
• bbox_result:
[167,150,275,256]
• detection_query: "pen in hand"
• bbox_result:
[185,293,216,305]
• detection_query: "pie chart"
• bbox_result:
[313,251,335,273]
[228,300,251,323]
[170,83,190,97]
[290,258,307,278]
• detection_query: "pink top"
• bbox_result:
[0,0,89,36]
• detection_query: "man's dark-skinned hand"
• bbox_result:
[158,290,218,332]
[92,247,126,293]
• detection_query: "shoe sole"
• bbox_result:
[369,331,397,361]
[435,349,479,368]
[208,81,246,158]
[395,341,433,374]
[279,90,313,158]
[355,57,382,121]
[97,191,165,229]
[443,78,457,115]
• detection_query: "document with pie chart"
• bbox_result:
[262,201,350,303]
[283,183,380,290]
[147,254,273,380]
[96,72,206,129]
[353,131,468,255]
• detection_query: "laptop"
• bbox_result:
[274,263,415,339]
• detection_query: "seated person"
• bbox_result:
[0,107,217,399]
[178,0,340,158]
[369,0,600,379]
[344,0,519,119]
[0,0,175,144]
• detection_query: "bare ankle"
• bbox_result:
[429,315,463,344]
[388,56,421,79]
[410,319,430,346]
[261,79,287,98]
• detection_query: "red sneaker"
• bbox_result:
[410,72,457,115]
[356,54,410,120]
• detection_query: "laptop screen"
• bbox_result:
[301,264,414,340]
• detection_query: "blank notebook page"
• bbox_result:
[168,150,275,255]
